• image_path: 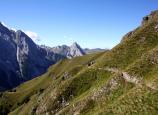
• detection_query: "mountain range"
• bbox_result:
[1,10,158,115]
[41,42,86,59]
[41,43,106,58]
[0,23,67,91]
[0,23,99,91]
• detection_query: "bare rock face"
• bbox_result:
[16,30,51,80]
[69,42,85,58]
[45,45,71,58]
[0,23,65,90]
[0,23,20,90]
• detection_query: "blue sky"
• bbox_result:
[0,0,158,49]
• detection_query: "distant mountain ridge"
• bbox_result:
[40,42,85,59]
[84,48,107,54]
[41,43,107,58]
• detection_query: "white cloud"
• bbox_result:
[25,31,40,42]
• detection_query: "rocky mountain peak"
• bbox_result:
[50,42,85,59]
[71,42,83,50]
[71,42,79,47]
[69,42,85,58]
[142,10,158,26]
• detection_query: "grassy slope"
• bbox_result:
[1,11,158,115]
[0,52,105,114]
[0,72,52,114]
[99,85,158,115]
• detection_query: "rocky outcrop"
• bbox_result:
[122,10,158,42]
[142,10,158,26]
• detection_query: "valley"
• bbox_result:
[0,10,158,115]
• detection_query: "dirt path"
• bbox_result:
[98,67,157,90]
